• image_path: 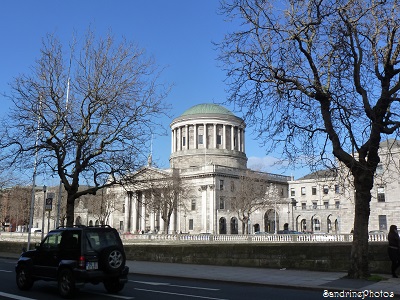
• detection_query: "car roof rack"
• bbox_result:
[55,224,113,230]
[56,225,86,229]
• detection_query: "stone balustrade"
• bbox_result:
[0,231,388,244]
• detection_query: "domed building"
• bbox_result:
[105,103,291,235]
[170,103,247,169]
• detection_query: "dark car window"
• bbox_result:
[85,230,119,251]
[60,231,81,251]
[41,231,63,250]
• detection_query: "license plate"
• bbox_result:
[86,261,98,270]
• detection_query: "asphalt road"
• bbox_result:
[0,257,333,300]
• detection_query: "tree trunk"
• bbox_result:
[348,173,372,278]
[65,195,75,227]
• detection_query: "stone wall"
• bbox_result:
[125,242,390,274]
[1,241,391,274]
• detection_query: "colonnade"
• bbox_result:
[171,123,245,153]
[124,191,177,233]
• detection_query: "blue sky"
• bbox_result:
[0,0,309,185]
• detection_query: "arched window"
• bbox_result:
[327,215,332,233]
[313,218,321,232]
[75,216,82,226]
[219,217,227,234]
[300,219,307,232]
[230,217,238,234]
[264,209,279,233]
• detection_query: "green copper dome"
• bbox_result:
[181,103,234,116]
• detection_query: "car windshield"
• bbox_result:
[85,230,119,251]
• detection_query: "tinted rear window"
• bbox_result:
[85,230,119,250]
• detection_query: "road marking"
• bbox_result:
[135,288,227,300]
[0,270,12,273]
[130,280,219,291]
[0,291,37,300]
[87,291,134,299]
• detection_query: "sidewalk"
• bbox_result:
[2,251,400,297]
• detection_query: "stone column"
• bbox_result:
[124,191,133,232]
[150,211,155,232]
[242,128,245,152]
[231,126,234,150]
[208,185,215,234]
[185,125,189,149]
[203,124,207,149]
[194,124,197,149]
[213,123,217,148]
[238,128,242,152]
[140,193,146,232]
[223,124,226,149]
[132,193,137,233]
[200,185,208,232]
[170,211,175,234]
[159,210,165,233]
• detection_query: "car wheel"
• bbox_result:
[101,247,125,273]
[58,269,76,298]
[16,265,33,290]
[104,277,125,293]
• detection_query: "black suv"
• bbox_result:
[15,225,129,298]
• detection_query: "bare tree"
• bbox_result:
[0,186,31,232]
[219,0,400,278]
[84,189,119,226]
[0,30,170,227]
[231,170,271,234]
[147,170,186,234]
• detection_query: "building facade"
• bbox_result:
[107,103,291,234]
[29,105,400,235]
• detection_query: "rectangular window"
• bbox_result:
[323,185,329,194]
[182,136,186,146]
[290,188,295,197]
[377,186,385,202]
[191,199,196,210]
[219,197,225,209]
[301,203,306,210]
[378,215,387,231]
[312,201,318,209]
[312,187,317,195]
[324,201,329,209]
[220,180,224,190]
[198,135,203,144]
[119,221,124,231]
[217,135,222,145]
[335,185,340,194]
[301,187,306,195]
[122,204,125,213]
[335,201,340,209]
[189,219,194,230]
[230,181,235,192]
